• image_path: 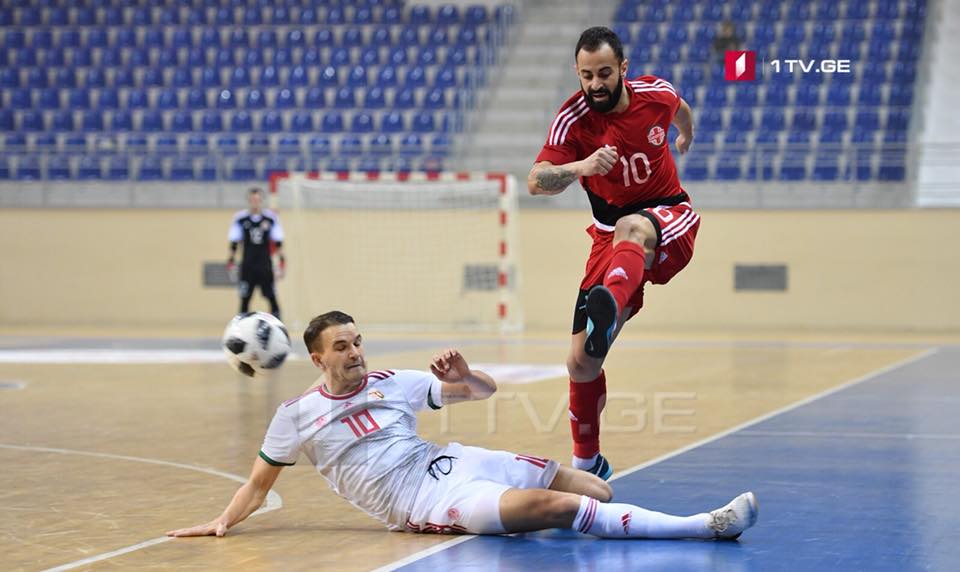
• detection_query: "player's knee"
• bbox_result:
[566,354,600,382]
[591,479,613,502]
[614,214,655,245]
[538,491,581,523]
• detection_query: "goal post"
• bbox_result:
[269,171,522,334]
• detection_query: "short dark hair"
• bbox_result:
[248,187,263,196]
[575,26,624,63]
[303,311,355,352]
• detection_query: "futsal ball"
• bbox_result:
[221,312,292,377]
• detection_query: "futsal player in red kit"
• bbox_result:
[528,27,699,479]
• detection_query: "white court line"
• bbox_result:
[372,347,939,572]
[0,444,283,572]
[369,536,477,572]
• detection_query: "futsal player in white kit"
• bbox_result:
[167,311,757,540]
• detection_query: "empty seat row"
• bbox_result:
[0,63,478,90]
[2,108,462,134]
[1,3,496,29]
[1,23,491,51]
[1,85,465,112]
[0,154,448,181]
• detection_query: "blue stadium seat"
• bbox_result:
[381,111,405,133]
[51,110,74,131]
[400,133,423,156]
[320,111,342,132]
[248,135,270,154]
[260,110,283,132]
[855,109,880,131]
[318,66,339,88]
[364,86,386,109]
[823,110,849,131]
[352,112,375,133]
[228,156,258,180]
[216,134,239,155]
[304,87,326,108]
[886,108,911,131]
[138,156,164,181]
[298,7,317,25]
[201,110,223,132]
[412,111,436,133]
[48,155,72,180]
[0,110,13,131]
[369,133,393,155]
[327,156,351,173]
[245,89,266,109]
[357,156,381,174]
[730,110,754,131]
[265,156,288,177]
[110,109,133,131]
[813,153,840,181]
[77,156,102,180]
[347,65,368,87]
[378,65,399,87]
[106,156,129,180]
[186,134,209,154]
[231,110,253,132]
[171,111,194,132]
[82,109,103,131]
[278,135,301,156]
[682,156,709,181]
[405,66,428,88]
[699,109,723,131]
[275,88,296,108]
[340,134,364,156]
[124,133,148,154]
[198,156,218,181]
[155,134,179,155]
[308,135,332,156]
[288,65,309,87]
[335,87,357,108]
[811,22,836,44]
[715,155,743,180]
[409,6,432,26]
[290,111,314,133]
[218,88,237,109]
[889,82,914,105]
[394,87,416,109]
[791,109,817,131]
[361,46,381,66]
[327,6,346,26]
[795,84,821,107]
[383,6,403,25]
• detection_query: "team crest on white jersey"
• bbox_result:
[647,125,665,146]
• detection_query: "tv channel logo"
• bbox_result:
[725,50,756,81]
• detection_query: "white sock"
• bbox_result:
[572,453,598,470]
[571,495,712,539]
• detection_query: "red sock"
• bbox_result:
[602,241,646,312]
[569,370,607,459]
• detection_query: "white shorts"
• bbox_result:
[404,442,560,535]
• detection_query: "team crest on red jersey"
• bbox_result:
[647,125,666,146]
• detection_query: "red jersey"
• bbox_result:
[535,76,686,227]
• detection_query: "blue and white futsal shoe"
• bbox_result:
[584,285,619,359]
[707,492,759,540]
[584,453,614,481]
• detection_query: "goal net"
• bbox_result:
[271,172,522,333]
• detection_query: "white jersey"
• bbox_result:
[259,369,444,530]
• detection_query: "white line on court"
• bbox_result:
[0,444,283,571]
[372,347,940,572]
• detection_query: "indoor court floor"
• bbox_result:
[1,328,957,571]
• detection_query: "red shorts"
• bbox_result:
[573,201,700,332]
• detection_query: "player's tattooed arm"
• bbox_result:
[528,162,578,195]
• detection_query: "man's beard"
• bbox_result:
[584,73,624,113]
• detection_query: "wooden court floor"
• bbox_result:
[0,328,951,571]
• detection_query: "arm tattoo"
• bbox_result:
[535,166,578,194]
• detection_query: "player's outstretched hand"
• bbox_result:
[675,132,692,155]
[581,145,619,177]
[166,520,229,538]
[430,349,471,383]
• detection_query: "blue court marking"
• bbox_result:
[393,348,959,571]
